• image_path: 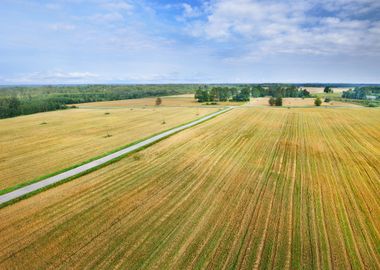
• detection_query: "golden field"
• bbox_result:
[248,97,359,107]
[0,106,218,191]
[76,96,200,107]
[76,95,244,108]
[302,87,350,94]
[0,107,379,269]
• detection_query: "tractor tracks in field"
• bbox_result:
[0,107,234,207]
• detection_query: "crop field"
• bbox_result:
[0,107,379,269]
[302,87,350,94]
[248,97,359,107]
[76,95,200,107]
[0,106,218,191]
[76,95,244,108]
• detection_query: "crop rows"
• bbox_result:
[0,106,217,191]
[0,107,378,269]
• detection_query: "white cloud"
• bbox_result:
[182,3,201,18]
[48,23,76,31]
[101,0,134,11]
[89,12,124,23]
[4,71,100,84]
[184,0,380,59]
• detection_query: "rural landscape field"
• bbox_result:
[1,0,380,269]
[0,99,218,191]
[0,107,379,269]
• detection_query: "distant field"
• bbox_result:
[303,87,350,94]
[1,107,378,269]
[76,95,200,107]
[248,97,360,107]
[76,95,244,108]
[0,106,218,191]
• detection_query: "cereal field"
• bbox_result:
[0,107,379,269]
[0,106,217,191]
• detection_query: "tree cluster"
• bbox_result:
[324,87,333,93]
[195,87,251,102]
[342,87,380,100]
[268,96,283,106]
[195,85,310,103]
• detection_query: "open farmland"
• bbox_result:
[76,95,244,108]
[302,87,350,94]
[248,97,360,107]
[75,95,200,107]
[0,107,379,269]
[0,106,218,191]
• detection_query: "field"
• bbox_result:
[76,95,244,108]
[302,87,350,94]
[0,106,218,191]
[248,97,359,107]
[0,107,379,269]
[76,95,200,107]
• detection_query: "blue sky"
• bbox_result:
[0,0,379,84]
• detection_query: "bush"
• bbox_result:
[324,97,331,103]
[269,97,275,106]
[315,97,322,106]
[368,103,377,107]
[275,96,283,106]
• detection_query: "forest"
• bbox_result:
[0,84,198,118]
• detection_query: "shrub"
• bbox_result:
[315,97,322,106]
[324,97,331,103]
[275,96,283,106]
[269,97,275,106]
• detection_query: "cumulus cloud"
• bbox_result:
[184,0,380,59]
[182,3,202,18]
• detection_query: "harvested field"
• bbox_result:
[0,106,218,191]
[76,95,244,108]
[248,97,360,107]
[302,87,350,94]
[76,96,200,107]
[0,107,379,269]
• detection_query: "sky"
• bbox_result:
[0,0,379,84]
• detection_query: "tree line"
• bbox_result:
[195,85,310,103]
[0,84,198,119]
[342,87,380,100]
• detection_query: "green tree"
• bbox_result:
[315,97,322,106]
[275,96,283,106]
[269,97,275,106]
[324,86,333,93]
[195,89,209,102]
[251,87,260,97]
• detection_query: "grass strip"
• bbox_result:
[0,108,231,208]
